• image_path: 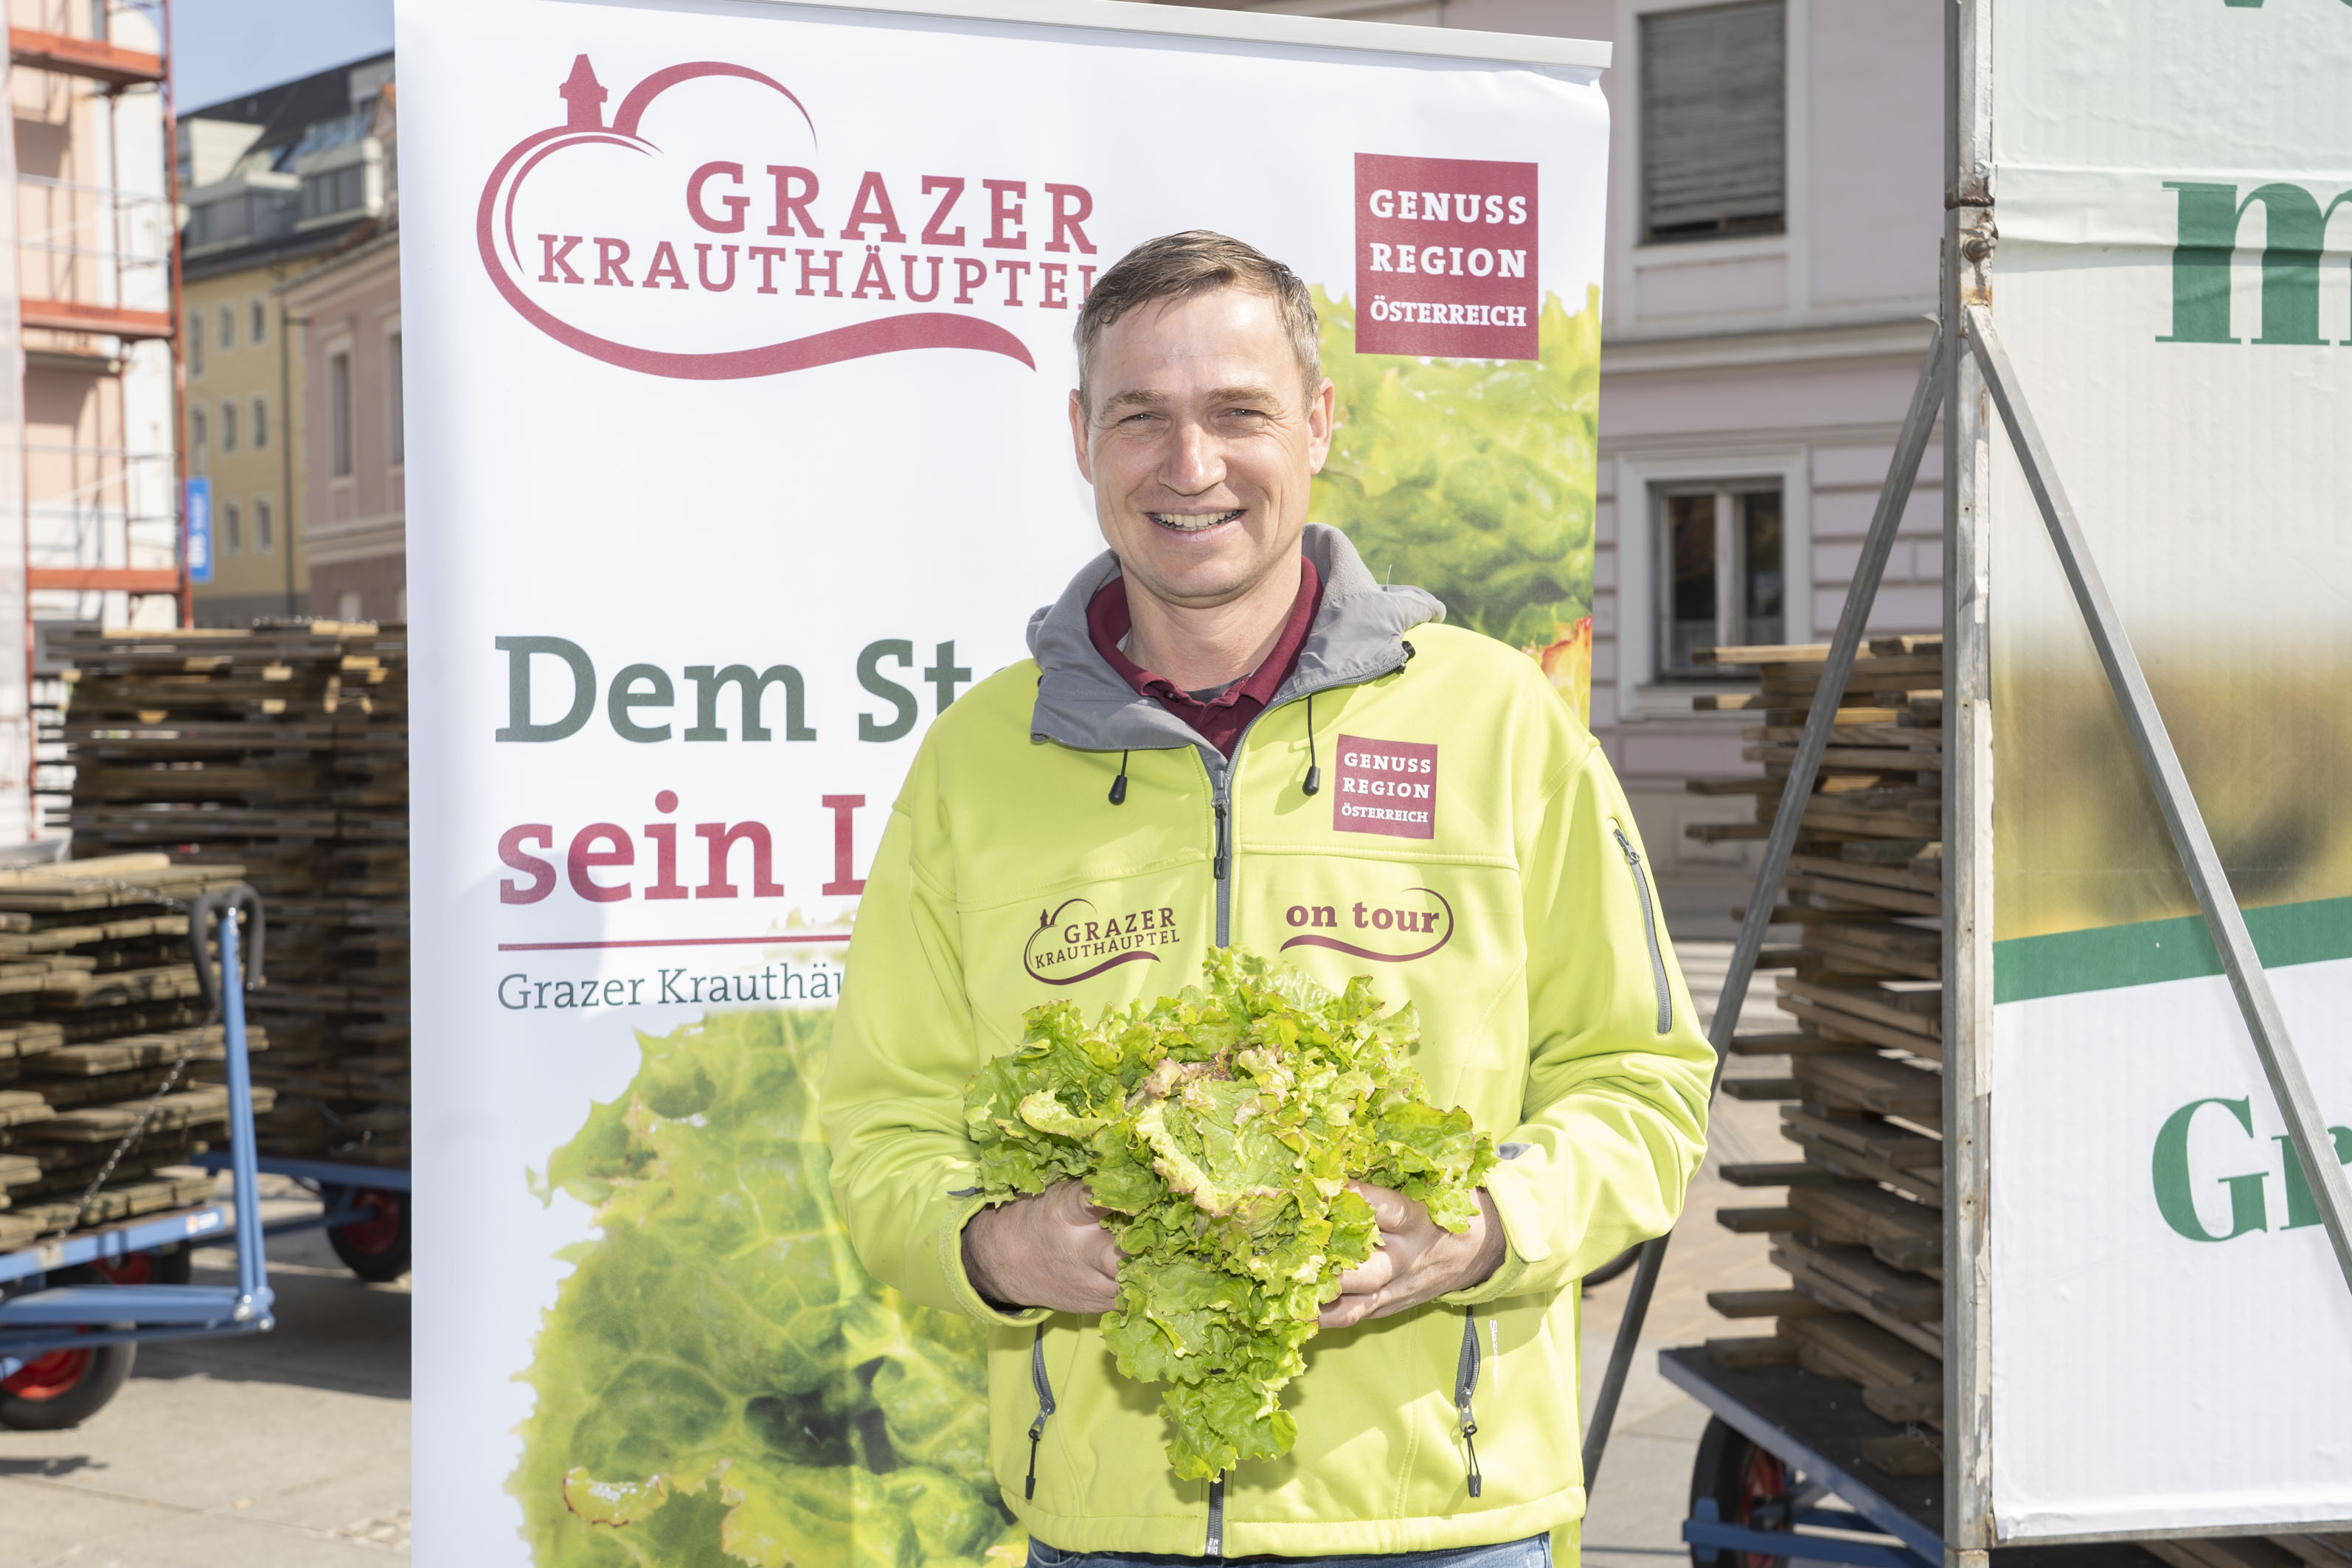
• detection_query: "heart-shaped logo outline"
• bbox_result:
[475,56,1037,380]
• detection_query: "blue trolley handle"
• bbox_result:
[189,884,266,1013]
[186,881,274,1324]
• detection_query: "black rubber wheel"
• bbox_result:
[323,1185,412,1281]
[0,1339,136,1430]
[1583,1244,1642,1288]
[1690,1415,1791,1568]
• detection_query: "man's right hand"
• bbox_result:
[962,1179,1123,1314]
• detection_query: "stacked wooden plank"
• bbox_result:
[1686,644,2348,1561]
[41,623,409,1168]
[0,855,273,1249]
[1684,636,1952,1460]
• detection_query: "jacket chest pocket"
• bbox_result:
[961,877,1210,1050]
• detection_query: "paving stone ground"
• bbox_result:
[0,1179,412,1567]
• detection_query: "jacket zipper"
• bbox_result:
[1207,650,1413,949]
[1199,651,1417,1553]
[1455,1309,1485,1499]
[1024,1326,1055,1500]
[1610,822,1673,1034]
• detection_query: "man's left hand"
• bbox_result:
[1318,1183,1505,1329]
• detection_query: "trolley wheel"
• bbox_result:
[0,1338,136,1431]
[323,1185,411,1282]
[65,1246,194,1288]
[1691,1416,1792,1568]
[1583,1245,1641,1289]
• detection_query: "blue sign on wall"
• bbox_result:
[186,476,212,584]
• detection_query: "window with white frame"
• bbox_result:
[386,331,403,466]
[218,304,235,353]
[1655,482,1785,675]
[1640,0,1786,245]
[187,312,204,376]
[250,297,267,344]
[190,406,208,469]
[251,395,268,451]
[329,350,355,477]
[254,496,274,553]
[223,501,242,555]
[221,400,237,453]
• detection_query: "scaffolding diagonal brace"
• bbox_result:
[1963,304,2352,1299]
[1579,327,1949,1488]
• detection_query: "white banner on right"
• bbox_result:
[1982,0,2352,1541]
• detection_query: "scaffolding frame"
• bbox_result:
[11,0,184,612]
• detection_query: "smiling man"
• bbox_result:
[825,232,1714,1566]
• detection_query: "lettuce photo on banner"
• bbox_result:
[964,949,1496,1481]
[513,1008,1022,1568]
[1314,285,1600,719]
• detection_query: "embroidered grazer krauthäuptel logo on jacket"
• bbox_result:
[1332,734,1436,839]
[476,54,1102,379]
[1022,897,1181,986]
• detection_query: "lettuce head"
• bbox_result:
[964,949,1496,1481]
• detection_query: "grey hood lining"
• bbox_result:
[1025,524,1445,767]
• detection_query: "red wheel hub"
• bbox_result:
[1737,1446,1790,1568]
[336,1190,403,1255]
[3,1347,93,1401]
[92,1252,152,1286]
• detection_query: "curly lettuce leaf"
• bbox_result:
[513,1007,1015,1567]
[964,949,1496,1481]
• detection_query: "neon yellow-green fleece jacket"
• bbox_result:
[823,526,1713,1558]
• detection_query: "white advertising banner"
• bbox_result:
[1983,0,2352,1541]
[397,0,1609,1560]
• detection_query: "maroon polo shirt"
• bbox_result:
[1086,558,1322,759]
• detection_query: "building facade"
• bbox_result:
[282,204,401,624]
[178,52,394,625]
[11,0,176,633]
[8,1,180,842]
[1166,0,1945,924]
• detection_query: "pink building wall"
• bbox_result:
[289,233,403,621]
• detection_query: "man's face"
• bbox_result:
[1070,286,1335,613]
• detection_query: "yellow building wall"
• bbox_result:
[184,260,308,622]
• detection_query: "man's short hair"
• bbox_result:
[1073,230,1321,414]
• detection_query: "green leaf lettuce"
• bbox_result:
[964,949,1497,1481]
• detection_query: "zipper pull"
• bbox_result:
[1613,825,1642,866]
[1213,802,1229,881]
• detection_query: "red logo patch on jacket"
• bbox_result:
[1333,735,1436,839]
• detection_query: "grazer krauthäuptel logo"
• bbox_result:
[477,55,1106,378]
[1354,153,1538,361]
[2161,180,2352,346]
[1023,897,1182,986]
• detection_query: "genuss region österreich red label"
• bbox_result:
[1353,153,1538,361]
[1333,735,1437,840]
